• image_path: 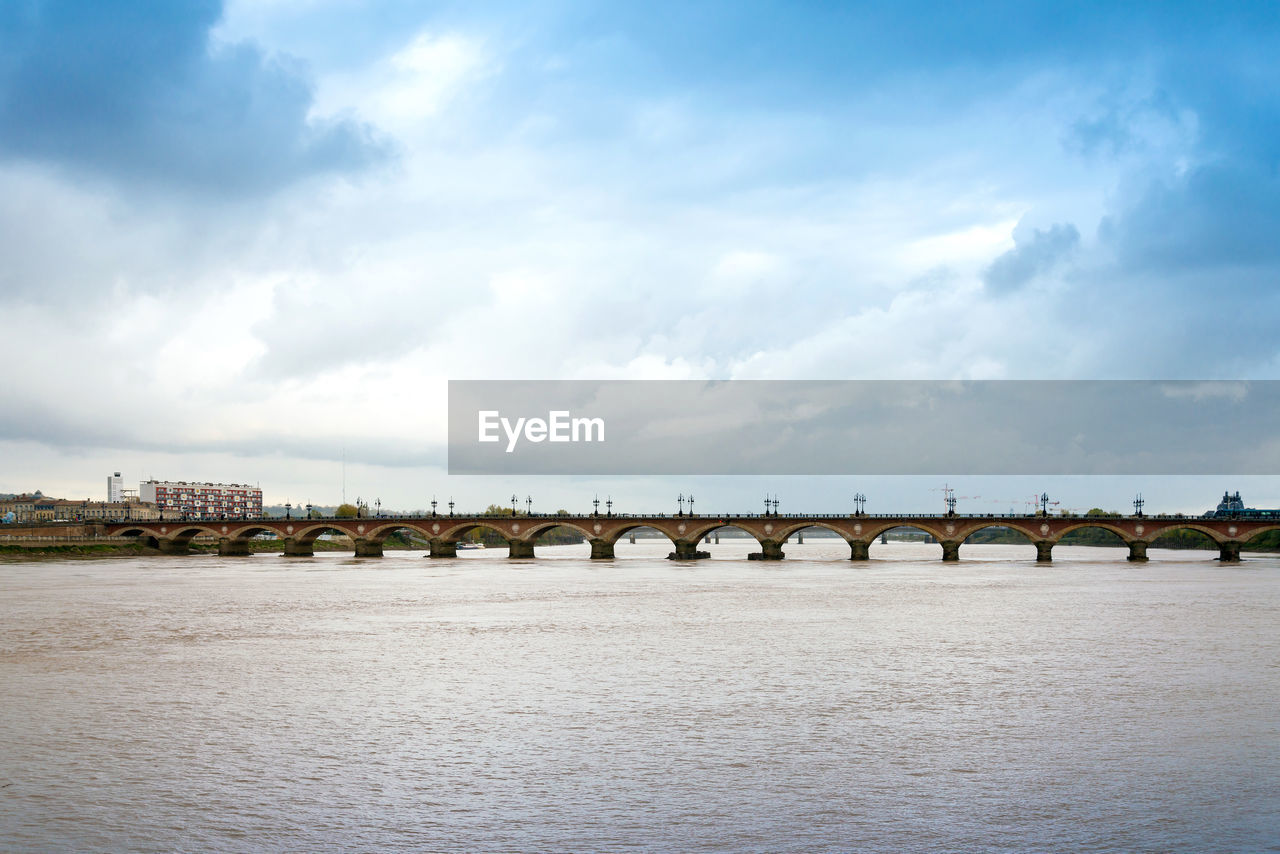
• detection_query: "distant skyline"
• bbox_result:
[2,1,1278,511]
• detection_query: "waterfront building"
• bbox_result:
[55,499,161,522]
[0,495,161,522]
[139,480,263,519]
[107,472,124,503]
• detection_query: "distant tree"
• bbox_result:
[335,503,358,518]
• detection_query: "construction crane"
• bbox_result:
[1028,493,1060,516]
[931,484,981,516]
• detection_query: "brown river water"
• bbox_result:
[1,540,1277,852]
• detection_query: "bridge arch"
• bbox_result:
[772,520,851,542]
[1144,524,1226,549]
[364,522,433,546]
[959,523,1039,560]
[221,524,284,543]
[165,525,222,548]
[1242,524,1280,547]
[863,524,949,560]
[1053,521,1132,544]
[290,524,356,546]
[429,521,539,557]
[511,518,595,545]
[693,521,765,544]
[599,522,678,548]
[118,528,161,550]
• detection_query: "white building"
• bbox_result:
[139,480,263,520]
[107,472,124,503]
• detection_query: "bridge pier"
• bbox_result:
[353,537,383,558]
[1218,540,1242,563]
[941,540,961,562]
[668,539,710,560]
[283,537,314,557]
[849,539,870,561]
[1127,540,1148,562]
[157,539,190,555]
[749,540,786,561]
[218,537,251,556]
[590,539,615,559]
[427,539,457,558]
[1035,540,1053,563]
[508,540,536,559]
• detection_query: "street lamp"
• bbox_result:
[526,495,533,515]
[375,498,382,517]
[448,498,455,516]
[1039,492,1050,516]
[764,494,770,516]
[593,495,600,516]
[677,493,685,516]
[285,502,292,520]
[306,502,313,519]
[606,496,613,517]
[511,494,518,516]
[772,495,780,515]
[1133,493,1144,517]
[431,496,438,517]
[689,494,695,516]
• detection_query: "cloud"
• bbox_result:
[0,0,386,194]
[1099,162,1280,274]
[983,222,1080,293]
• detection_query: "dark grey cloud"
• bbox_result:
[1099,162,1280,275]
[0,0,387,194]
[983,222,1079,293]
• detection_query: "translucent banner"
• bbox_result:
[447,380,1280,475]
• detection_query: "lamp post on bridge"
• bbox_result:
[431,496,438,517]
[677,493,685,517]
[1039,493,1050,516]
[771,495,780,516]
[511,494,518,517]
[689,494,695,516]
[606,496,613,517]
[854,493,866,515]
[375,498,382,518]
[285,502,292,520]
[448,498,455,516]
[1133,493,1144,517]
[306,502,313,519]
[593,495,600,516]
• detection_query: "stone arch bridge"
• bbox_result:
[100,514,1279,563]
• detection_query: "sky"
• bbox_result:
[1,0,1278,514]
